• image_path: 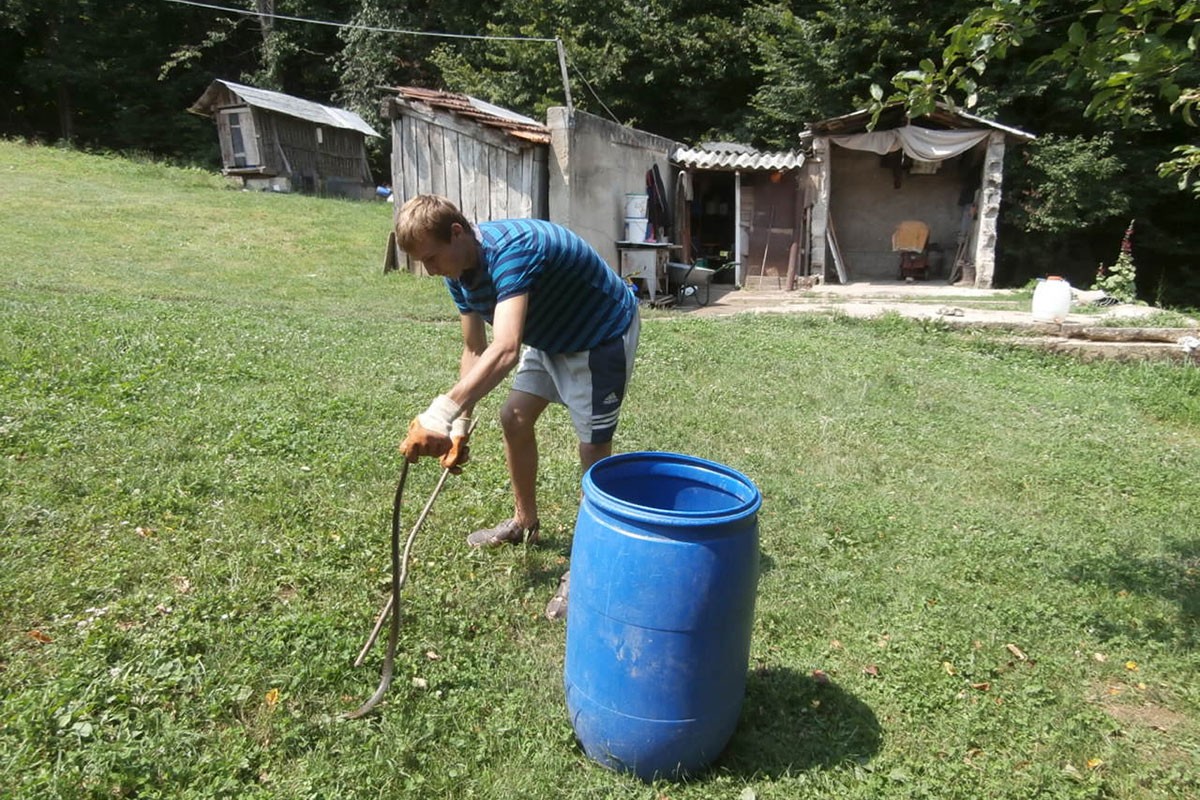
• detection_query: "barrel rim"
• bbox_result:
[582,451,762,526]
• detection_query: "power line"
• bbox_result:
[167,0,597,114]
[165,0,559,43]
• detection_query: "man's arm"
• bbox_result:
[456,312,488,417]
[446,294,527,410]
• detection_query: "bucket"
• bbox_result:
[624,217,650,242]
[625,193,649,219]
[1031,275,1072,322]
[564,452,761,781]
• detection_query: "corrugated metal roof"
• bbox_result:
[671,144,805,171]
[190,80,381,138]
[809,103,1035,141]
[388,87,551,144]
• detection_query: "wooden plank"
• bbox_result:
[459,135,478,219]
[383,229,398,273]
[416,119,432,197]
[429,124,446,197]
[443,129,462,208]
[490,150,509,220]
[827,212,849,284]
[400,116,418,200]
[517,149,535,218]
[476,145,492,220]
[507,150,523,218]
[530,147,548,219]
[785,183,803,290]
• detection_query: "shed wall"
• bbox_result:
[546,108,679,270]
[260,111,372,193]
[388,107,548,222]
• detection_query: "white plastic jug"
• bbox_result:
[1031,276,1072,322]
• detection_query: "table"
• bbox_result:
[616,241,675,300]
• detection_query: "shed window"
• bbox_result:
[218,108,261,168]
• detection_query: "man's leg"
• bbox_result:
[578,441,612,471]
[501,389,549,529]
[466,388,548,548]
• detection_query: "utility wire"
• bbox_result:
[165,0,559,43]
[167,0,633,116]
[567,59,621,125]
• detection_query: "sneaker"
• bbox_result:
[466,519,540,548]
[544,571,570,621]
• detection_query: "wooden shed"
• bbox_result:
[381,87,551,222]
[189,79,380,198]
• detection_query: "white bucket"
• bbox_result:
[624,217,650,242]
[625,193,649,219]
[1031,275,1072,322]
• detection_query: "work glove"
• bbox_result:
[439,416,472,474]
[399,394,460,462]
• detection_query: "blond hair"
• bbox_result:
[395,194,473,251]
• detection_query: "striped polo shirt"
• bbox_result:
[446,219,636,354]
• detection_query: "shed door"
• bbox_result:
[217,107,261,168]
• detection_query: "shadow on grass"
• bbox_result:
[1069,538,1200,649]
[717,667,882,777]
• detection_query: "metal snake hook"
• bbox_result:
[342,457,457,720]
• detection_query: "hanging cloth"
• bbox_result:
[645,165,670,242]
[831,126,990,162]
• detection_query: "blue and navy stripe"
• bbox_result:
[447,219,636,354]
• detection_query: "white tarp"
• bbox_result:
[830,126,990,162]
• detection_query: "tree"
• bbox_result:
[742,0,980,147]
[422,0,755,142]
[0,0,216,157]
[876,0,1200,195]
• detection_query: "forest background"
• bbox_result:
[2,0,1197,305]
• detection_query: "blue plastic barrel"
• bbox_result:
[564,451,761,780]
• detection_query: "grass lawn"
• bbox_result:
[2,140,1199,799]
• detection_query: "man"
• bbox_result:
[395,195,640,620]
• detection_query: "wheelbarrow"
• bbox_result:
[667,260,734,307]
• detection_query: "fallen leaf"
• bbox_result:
[830,639,843,650]
[172,576,192,594]
[1087,758,1103,769]
[264,688,280,709]
[811,669,830,685]
[425,650,441,661]
[135,526,155,538]
[863,664,880,678]
[942,661,956,676]
[411,677,428,689]
[1125,660,1138,672]
[1006,643,1028,661]
[970,682,991,691]
[1093,652,1107,663]
[28,629,53,644]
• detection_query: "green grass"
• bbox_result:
[3,140,1199,798]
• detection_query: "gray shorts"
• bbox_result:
[511,313,640,444]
